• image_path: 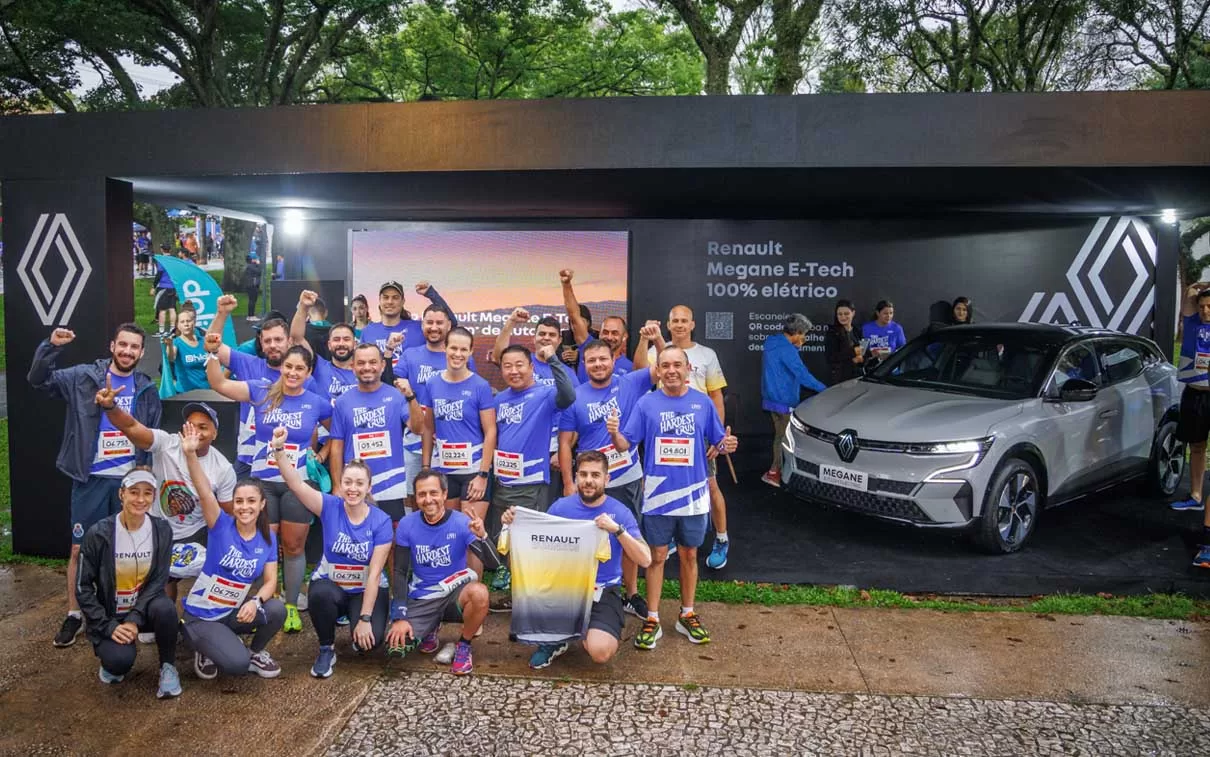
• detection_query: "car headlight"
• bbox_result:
[790,414,808,433]
[908,437,995,456]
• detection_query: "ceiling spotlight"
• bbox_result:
[282,208,305,236]
[1161,208,1178,224]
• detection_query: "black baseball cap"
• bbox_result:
[379,280,405,295]
[254,310,289,330]
[181,402,219,429]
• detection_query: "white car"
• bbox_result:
[780,324,1184,553]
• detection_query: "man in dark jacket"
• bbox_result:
[760,313,827,488]
[28,323,162,648]
[242,255,263,321]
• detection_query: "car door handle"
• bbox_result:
[1098,409,1120,418]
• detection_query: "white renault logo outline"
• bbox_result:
[836,429,858,463]
[16,213,92,327]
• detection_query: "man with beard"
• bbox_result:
[94,397,235,603]
[208,294,311,478]
[558,269,632,383]
[502,450,651,669]
[330,343,425,523]
[291,291,358,400]
[608,346,737,651]
[361,280,457,371]
[29,324,163,648]
[492,308,580,506]
[557,340,654,618]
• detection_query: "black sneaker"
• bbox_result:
[623,593,649,619]
[53,615,84,648]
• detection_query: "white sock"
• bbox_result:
[67,610,82,620]
[647,612,659,622]
[715,532,728,543]
[681,606,693,616]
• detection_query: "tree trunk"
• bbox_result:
[221,217,254,291]
[704,50,729,94]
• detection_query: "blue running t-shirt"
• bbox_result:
[620,387,725,517]
[861,321,906,356]
[186,511,277,621]
[558,368,651,488]
[91,371,137,477]
[576,339,634,383]
[416,372,495,475]
[313,357,358,400]
[547,494,640,587]
[1179,313,1210,387]
[331,383,411,500]
[398,346,476,455]
[247,380,332,482]
[494,382,562,486]
[391,510,478,611]
[311,494,393,593]
[361,320,423,369]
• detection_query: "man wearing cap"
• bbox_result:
[361,280,458,371]
[94,388,236,603]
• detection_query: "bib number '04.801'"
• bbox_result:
[655,437,693,467]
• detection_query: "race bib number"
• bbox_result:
[116,585,141,614]
[655,437,694,467]
[331,564,369,590]
[592,584,605,603]
[494,450,523,479]
[597,444,631,472]
[204,575,251,608]
[266,443,301,469]
[98,431,133,459]
[1197,352,1210,370]
[353,431,391,460]
[438,568,476,596]
[439,441,472,469]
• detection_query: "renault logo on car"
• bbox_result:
[835,430,859,463]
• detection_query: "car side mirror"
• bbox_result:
[1058,378,1097,402]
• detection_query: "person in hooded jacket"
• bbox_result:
[760,313,826,488]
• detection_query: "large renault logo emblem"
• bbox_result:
[17,213,92,327]
[835,429,859,463]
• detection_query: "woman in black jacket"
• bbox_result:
[826,299,865,385]
[76,468,181,699]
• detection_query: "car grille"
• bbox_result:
[787,466,932,523]
[801,426,910,454]
[797,461,917,496]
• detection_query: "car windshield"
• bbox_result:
[865,332,1058,399]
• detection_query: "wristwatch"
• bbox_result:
[404,392,416,402]
[615,524,625,537]
[359,614,373,623]
[476,471,489,479]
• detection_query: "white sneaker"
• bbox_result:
[435,642,457,664]
[137,632,156,644]
[295,592,308,612]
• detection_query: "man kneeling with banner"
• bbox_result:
[501,450,652,670]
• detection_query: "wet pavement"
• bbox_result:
[1,562,1208,755]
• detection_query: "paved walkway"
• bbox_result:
[1,564,1207,756]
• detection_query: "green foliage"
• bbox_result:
[319,0,702,101]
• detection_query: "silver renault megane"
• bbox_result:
[780,323,1184,553]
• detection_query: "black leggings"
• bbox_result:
[93,594,178,676]
[246,286,259,316]
[183,599,286,677]
[307,578,389,648]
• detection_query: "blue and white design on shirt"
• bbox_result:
[314,358,357,400]
[91,372,137,477]
[185,512,276,621]
[532,357,579,453]
[1179,313,1210,386]
[494,383,560,486]
[227,351,279,465]
[399,347,477,455]
[247,381,332,482]
[417,373,494,475]
[311,494,393,593]
[361,320,423,368]
[621,388,724,517]
[332,385,411,500]
[390,511,477,613]
[558,369,651,488]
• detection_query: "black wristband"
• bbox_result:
[359,614,373,623]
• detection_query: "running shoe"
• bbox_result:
[98,666,124,685]
[53,614,84,648]
[295,592,309,612]
[1171,497,1204,512]
[419,630,441,654]
[311,645,337,679]
[137,632,156,644]
[248,650,282,678]
[435,642,457,664]
[1193,545,1210,569]
[706,539,729,570]
[761,469,782,488]
[490,567,512,592]
[194,651,218,680]
[623,593,649,620]
[451,640,474,675]
[676,612,711,644]
[529,643,569,670]
[634,618,662,650]
[157,663,182,699]
[283,604,303,633]
[336,615,350,627]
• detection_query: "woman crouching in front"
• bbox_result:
[77,468,182,698]
[179,422,286,679]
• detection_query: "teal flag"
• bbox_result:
[154,255,237,399]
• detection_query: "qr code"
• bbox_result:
[705,311,734,340]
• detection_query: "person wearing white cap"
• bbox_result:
[95,381,236,602]
[76,468,182,698]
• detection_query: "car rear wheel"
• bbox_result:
[973,458,1040,554]
[1148,420,1185,497]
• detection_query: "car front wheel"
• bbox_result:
[973,458,1041,554]
[1148,420,1185,497]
